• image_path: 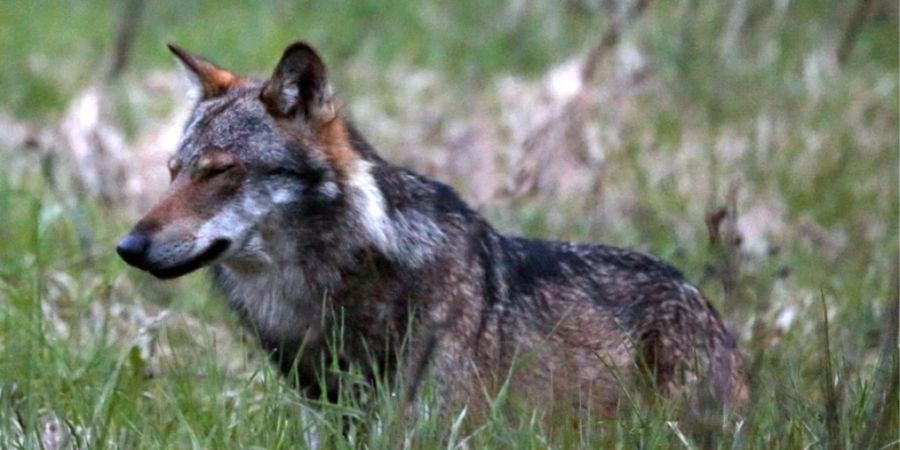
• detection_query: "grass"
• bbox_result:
[0,0,600,120]
[0,0,897,448]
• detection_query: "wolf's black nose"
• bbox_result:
[116,232,150,266]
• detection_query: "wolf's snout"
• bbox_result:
[116,232,151,268]
[116,228,232,279]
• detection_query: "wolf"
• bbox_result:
[116,41,747,416]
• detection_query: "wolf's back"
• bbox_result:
[483,234,748,408]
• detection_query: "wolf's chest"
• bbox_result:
[213,263,320,344]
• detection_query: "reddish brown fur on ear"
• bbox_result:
[270,104,357,178]
[318,111,358,176]
[263,42,356,176]
[168,43,242,99]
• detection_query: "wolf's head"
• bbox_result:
[117,42,374,279]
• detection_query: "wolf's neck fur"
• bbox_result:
[345,158,450,268]
[346,159,397,256]
[213,151,453,352]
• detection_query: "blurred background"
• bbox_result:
[0,1,897,448]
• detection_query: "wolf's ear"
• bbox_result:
[260,42,335,124]
[168,43,242,100]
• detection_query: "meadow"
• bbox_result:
[0,1,897,448]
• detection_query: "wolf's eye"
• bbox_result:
[201,163,236,178]
[196,148,239,179]
[197,154,237,178]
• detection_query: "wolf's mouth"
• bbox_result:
[149,239,231,279]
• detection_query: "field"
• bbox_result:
[0,1,897,448]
